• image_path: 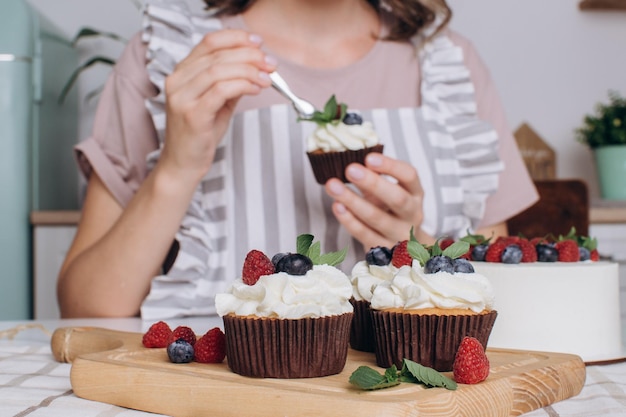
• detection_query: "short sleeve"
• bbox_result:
[448,31,539,228]
[74,33,159,207]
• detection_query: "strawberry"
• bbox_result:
[142,321,173,348]
[194,327,226,363]
[391,240,412,268]
[170,325,197,346]
[242,249,275,285]
[590,248,600,261]
[453,336,490,384]
[555,239,580,262]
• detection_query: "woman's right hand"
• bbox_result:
[159,29,276,183]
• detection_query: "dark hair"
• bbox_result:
[203,0,452,41]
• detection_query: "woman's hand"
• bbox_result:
[325,152,430,250]
[159,29,276,184]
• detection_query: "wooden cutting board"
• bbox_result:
[51,327,586,417]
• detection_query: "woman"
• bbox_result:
[57,0,538,318]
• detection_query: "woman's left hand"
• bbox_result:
[325,152,431,250]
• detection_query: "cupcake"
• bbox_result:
[370,238,497,372]
[305,95,383,184]
[349,246,398,352]
[215,234,353,378]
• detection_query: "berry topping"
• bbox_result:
[484,240,507,263]
[170,325,197,346]
[453,336,490,384]
[501,244,523,264]
[578,247,591,261]
[242,249,275,285]
[536,243,558,262]
[590,249,600,261]
[342,112,363,125]
[275,253,314,275]
[308,95,347,124]
[142,321,173,348]
[194,327,226,364]
[167,339,195,364]
[271,252,289,267]
[424,255,455,274]
[555,239,580,262]
[391,240,412,268]
[517,238,538,262]
[470,244,489,261]
[365,246,392,266]
[453,258,475,273]
[439,238,455,250]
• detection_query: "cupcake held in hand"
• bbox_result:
[304,95,383,184]
[215,234,353,378]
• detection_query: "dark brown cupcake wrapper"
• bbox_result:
[223,313,353,378]
[349,298,376,352]
[371,309,497,372]
[307,144,384,184]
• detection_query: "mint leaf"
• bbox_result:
[309,95,347,125]
[400,359,457,390]
[442,241,470,260]
[297,234,314,255]
[407,240,430,266]
[306,241,321,264]
[317,246,348,266]
[349,366,401,390]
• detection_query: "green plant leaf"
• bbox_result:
[400,359,457,390]
[442,241,470,259]
[308,95,347,125]
[317,246,348,266]
[296,234,314,255]
[72,27,127,46]
[58,56,116,104]
[349,366,400,390]
[407,240,430,266]
[306,241,322,264]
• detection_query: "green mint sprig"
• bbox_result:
[296,234,347,266]
[302,95,347,124]
[405,227,469,267]
[349,359,457,391]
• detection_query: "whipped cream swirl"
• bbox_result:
[370,261,495,313]
[307,120,379,152]
[215,265,353,319]
[350,260,398,302]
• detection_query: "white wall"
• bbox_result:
[26,0,626,199]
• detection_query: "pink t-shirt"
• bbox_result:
[75,15,538,229]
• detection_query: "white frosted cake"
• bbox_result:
[472,260,623,362]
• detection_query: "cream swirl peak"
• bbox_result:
[307,121,379,152]
[215,265,353,319]
[370,261,495,313]
[350,260,398,302]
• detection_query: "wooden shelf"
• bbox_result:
[30,211,81,226]
[579,0,626,10]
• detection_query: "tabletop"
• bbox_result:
[1,317,625,417]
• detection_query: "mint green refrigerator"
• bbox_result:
[0,0,79,319]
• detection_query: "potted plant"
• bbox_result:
[576,90,626,200]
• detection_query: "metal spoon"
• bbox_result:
[269,71,316,120]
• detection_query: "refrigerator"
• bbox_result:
[0,0,79,319]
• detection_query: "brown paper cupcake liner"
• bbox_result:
[222,313,353,378]
[307,144,384,184]
[371,309,498,372]
[349,298,376,352]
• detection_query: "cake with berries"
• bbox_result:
[367,235,498,372]
[214,234,353,378]
[305,95,383,184]
[349,246,398,352]
[463,230,623,362]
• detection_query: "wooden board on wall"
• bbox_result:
[514,123,556,180]
[579,0,626,10]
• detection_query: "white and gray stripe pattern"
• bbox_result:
[139,0,503,319]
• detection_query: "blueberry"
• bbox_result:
[167,339,194,364]
[536,244,558,262]
[453,258,475,273]
[365,246,392,266]
[271,252,289,267]
[342,112,363,125]
[501,245,523,264]
[275,253,314,275]
[579,247,591,261]
[471,244,489,261]
[424,255,455,274]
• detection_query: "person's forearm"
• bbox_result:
[58,165,201,318]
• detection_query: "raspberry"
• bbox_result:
[484,241,507,263]
[170,325,197,346]
[142,321,173,348]
[453,336,490,384]
[194,327,226,363]
[391,240,412,268]
[242,249,275,285]
[517,238,538,263]
[439,238,455,250]
[555,239,580,262]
